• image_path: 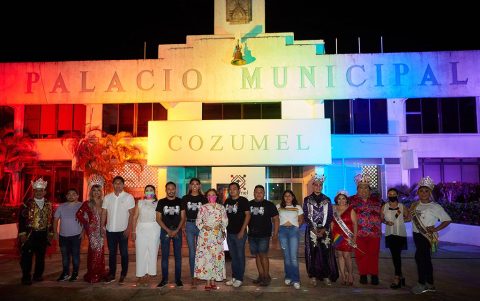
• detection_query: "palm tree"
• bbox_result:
[67,129,144,190]
[0,130,38,206]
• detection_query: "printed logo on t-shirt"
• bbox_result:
[187,202,202,211]
[164,205,180,215]
[225,203,238,214]
[250,206,265,216]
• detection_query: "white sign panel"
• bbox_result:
[148,119,331,166]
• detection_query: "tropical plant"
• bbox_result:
[0,129,38,206]
[66,129,144,189]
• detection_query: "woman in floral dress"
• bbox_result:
[76,184,108,283]
[194,188,228,290]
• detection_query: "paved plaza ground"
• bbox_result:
[0,233,479,301]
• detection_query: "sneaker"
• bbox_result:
[232,280,243,288]
[284,279,292,285]
[310,277,317,287]
[57,274,70,282]
[69,273,78,282]
[157,279,168,288]
[425,283,436,292]
[225,278,236,286]
[323,278,332,286]
[176,280,184,287]
[105,274,115,283]
[293,282,301,290]
[119,275,126,284]
[411,283,428,294]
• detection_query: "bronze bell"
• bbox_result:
[231,41,246,66]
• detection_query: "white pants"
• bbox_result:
[135,222,160,277]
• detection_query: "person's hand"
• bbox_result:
[426,226,436,234]
[123,228,131,239]
[317,228,326,237]
[386,221,394,226]
[19,235,27,244]
[272,233,278,242]
[236,231,245,240]
[132,232,136,241]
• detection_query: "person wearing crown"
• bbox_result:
[349,174,382,285]
[410,177,451,295]
[18,178,54,285]
[76,175,108,283]
[303,174,338,287]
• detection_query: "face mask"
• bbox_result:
[145,191,155,200]
[388,196,398,202]
[208,195,217,204]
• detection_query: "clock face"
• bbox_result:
[226,0,252,24]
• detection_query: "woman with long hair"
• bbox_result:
[182,178,207,287]
[277,190,303,289]
[76,183,108,283]
[331,191,357,286]
[194,188,228,290]
[132,185,161,287]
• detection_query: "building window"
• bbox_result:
[410,158,480,185]
[0,106,14,131]
[102,103,167,136]
[202,102,281,120]
[324,99,388,134]
[24,105,86,138]
[406,97,477,134]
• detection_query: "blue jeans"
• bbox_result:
[160,229,182,282]
[59,234,81,275]
[226,231,247,281]
[185,221,200,278]
[106,231,129,277]
[279,226,300,283]
[248,236,270,255]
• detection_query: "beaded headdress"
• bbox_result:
[336,190,349,198]
[32,178,48,190]
[354,174,371,186]
[418,176,435,190]
[88,174,105,188]
[311,173,326,184]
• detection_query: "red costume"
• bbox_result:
[349,195,381,276]
[332,205,355,252]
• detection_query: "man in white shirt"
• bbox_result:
[101,176,135,284]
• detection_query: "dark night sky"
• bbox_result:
[0,1,477,62]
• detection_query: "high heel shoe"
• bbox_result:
[390,276,401,289]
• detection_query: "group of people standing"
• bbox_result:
[18,173,452,295]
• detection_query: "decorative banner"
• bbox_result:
[211,166,266,201]
[148,119,331,166]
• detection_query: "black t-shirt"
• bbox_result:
[182,194,207,220]
[155,197,184,229]
[224,196,250,234]
[248,199,279,238]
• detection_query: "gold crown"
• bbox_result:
[311,173,326,184]
[32,178,48,190]
[354,174,371,186]
[88,174,105,188]
[418,176,435,190]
